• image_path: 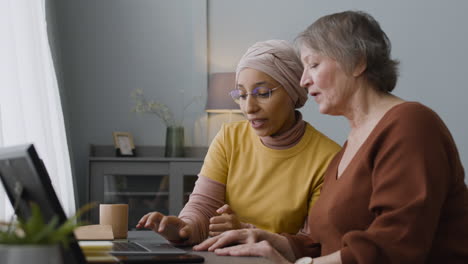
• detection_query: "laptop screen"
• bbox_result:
[0,144,86,264]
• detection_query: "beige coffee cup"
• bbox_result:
[99,204,128,239]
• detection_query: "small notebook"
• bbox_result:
[79,241,118,263]
[74,224,114,240]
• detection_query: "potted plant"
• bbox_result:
[0,202,91,264]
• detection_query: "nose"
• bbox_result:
[242,94,260,114]
[300,69,313,89]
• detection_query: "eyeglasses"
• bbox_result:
[229,86,280,104]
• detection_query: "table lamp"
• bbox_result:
[205,72,240,114]
[205,72,243,143]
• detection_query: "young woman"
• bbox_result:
[137,40,341,245]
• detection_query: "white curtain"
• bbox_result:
[0,0,76,220]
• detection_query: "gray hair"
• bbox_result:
[295,10,399,93]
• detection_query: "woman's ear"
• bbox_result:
[352,58,367,77]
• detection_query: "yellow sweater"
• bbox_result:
[201,120,341,234]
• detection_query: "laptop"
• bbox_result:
[0,144,204,263]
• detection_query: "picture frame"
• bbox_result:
[112,132,136,157]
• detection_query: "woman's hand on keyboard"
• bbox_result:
[136,212,192,244]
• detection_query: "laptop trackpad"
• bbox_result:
[110,241,186,255]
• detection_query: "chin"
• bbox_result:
[319,106,340,116]
[318,105,329,115]
[252,128,270,137]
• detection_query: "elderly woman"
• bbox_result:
[137,40,341,245]
[194,11,468,264]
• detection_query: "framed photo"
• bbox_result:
[113,132,135,157]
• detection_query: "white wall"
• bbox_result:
[55,0,208,205]
[209,0,468,181]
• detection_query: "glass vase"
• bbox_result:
[165,126,185,157]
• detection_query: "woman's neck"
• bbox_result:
[344,86,403,130]
[260,111,306,150]
[344,88,404,145]
[271,109,297,137]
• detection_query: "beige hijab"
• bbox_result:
[236,39,307,108]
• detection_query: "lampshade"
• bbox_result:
[206,72,240,113]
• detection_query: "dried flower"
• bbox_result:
[131,89,202,127]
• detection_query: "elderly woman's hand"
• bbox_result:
[194,227,297,263]
[208,204,245,236]
[193,228,262,251]
[193,229,291,263]
[215,240,292,264]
